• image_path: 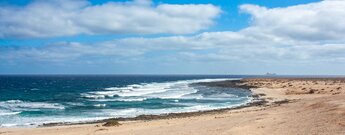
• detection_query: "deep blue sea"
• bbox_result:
[0,75,252,127]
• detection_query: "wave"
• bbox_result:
[97,99,252,118]
[0,116,111,127]
[0,111,21,116]
[81,78,236,101]
[0,78,251,127]
[0,100,251,127]
[89,97,147,102]
[0,100,65,111]
[93,104,106,107]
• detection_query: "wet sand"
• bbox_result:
[1,78,345,135]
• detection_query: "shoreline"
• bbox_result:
[42,80,265,127]
[1,78,345,135]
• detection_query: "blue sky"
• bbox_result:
[2,0,345,75]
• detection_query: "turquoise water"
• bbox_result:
[0,75,252,127]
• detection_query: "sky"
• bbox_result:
[1,0,345,75]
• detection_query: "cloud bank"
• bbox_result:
[0,0,221,38]
[1,0,345,74]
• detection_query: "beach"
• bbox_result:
[1,78,345,135]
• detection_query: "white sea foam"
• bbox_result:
[0,96,252,128]
[0,100,65,111]
[81,78,237,101]
[80,93,106,99]
[93,104,106,107]
[0,124,18,127]
[98,100,251,118]
[144,87,198,99]
[90,97,147,102]
[0,116,112,127]
[0,111,21,116]
[65,102,85,106]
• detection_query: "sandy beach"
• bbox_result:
[1,78,345,135]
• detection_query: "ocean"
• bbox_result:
[0,75,253,127]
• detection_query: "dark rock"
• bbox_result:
[102,119,121,127]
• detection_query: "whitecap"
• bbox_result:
[0,111,21,116]
[90,97,147,102]
[93,104,106,107]
[0,100,65,111]
[81,78,236,100]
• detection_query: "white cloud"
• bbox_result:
[3,31,345,64]
[0,0,221,38]
[2,0,345,69]
[240,0,345,41]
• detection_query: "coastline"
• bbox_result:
[42,79,264,127]
[1,78,345,135]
